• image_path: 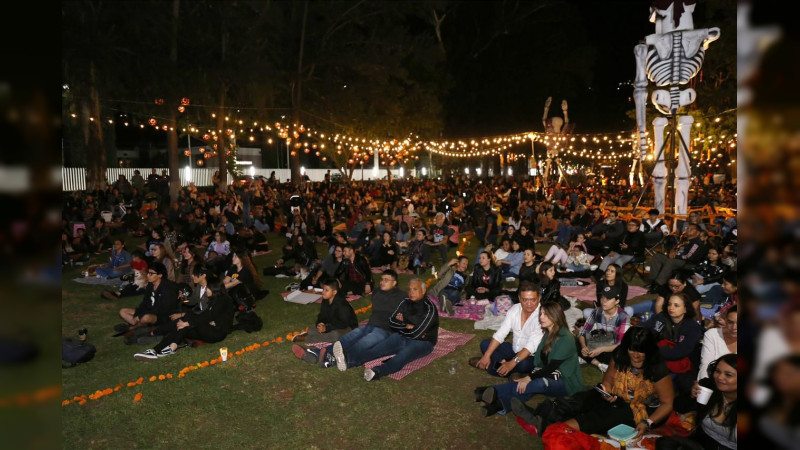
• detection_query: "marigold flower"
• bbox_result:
[134,392,143,402]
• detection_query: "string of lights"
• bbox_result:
[65,97,736,166]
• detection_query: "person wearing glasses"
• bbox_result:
[468,282,543,378]
[295,269,406,369]
[116,262,179,333]
[593,219,644,279]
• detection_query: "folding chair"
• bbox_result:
[622,253,647,282]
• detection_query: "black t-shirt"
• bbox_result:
[429,224,448,245]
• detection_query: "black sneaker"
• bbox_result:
[113,323,130,333]
[157,346,176,358]
[133,349,158,361]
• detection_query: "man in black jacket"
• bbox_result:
[362,278,439,381]
[295,278,357,345]
[335,244,374,295]
[647,223,707,287]
[118,262,179,330]
[594,219,645,278]
[311,270,406,370]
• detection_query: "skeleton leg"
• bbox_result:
[652,117,669,214]
[674,115,694,216]
[633,44,650,157]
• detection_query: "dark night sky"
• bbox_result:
[112,1,731,149]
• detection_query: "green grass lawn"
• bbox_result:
[62,234,653,449]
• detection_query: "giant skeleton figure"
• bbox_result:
[633,0,719,216]
[541,97,574,187]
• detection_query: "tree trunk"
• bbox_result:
[167,110,180,204]
[217,94,227,189]
[83,60,107,192]
[289,0,310,187]
[167,0,181,204]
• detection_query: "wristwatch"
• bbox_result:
[513,356,522,364]
[641,418,654,430]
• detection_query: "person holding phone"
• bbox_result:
[513,327,674,439]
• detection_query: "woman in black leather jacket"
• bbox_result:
[465,251,502,300]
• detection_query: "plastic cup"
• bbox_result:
[220,347,228,362]
[449,361,457,375]
[696,385,713,405]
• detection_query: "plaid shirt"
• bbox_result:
[580,307,630,344]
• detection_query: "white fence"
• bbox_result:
[62,167,404,191]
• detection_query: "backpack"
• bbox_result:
[62,337,96,368]
[232,310,263,333]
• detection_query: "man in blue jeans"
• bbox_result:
[300,269,405,368]
[361,278,439,381]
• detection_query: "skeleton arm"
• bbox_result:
[561,100,568,126]
[633,43,649,158]
[543,97,552,130]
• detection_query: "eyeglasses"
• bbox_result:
[519,297,537,303]
[147,271,158,275]
[380,278,395,283]
[668,283,683,289]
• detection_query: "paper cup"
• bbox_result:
[220,347,228,362]
[696,385,713,405]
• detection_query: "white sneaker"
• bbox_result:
[589,265,598,271]
[364,367,376,382]
[333,341,347,371]
[598,363,609,373]
[134,349,158,361]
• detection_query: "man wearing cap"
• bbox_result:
[577,284,631,373]
[117,261,179,331]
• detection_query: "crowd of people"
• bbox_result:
[63,170,737,446]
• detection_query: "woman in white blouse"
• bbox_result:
[698,306,737,380]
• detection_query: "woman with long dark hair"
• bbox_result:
[514,326,674,439]
[656,353,737,450]
[537,261,571,311]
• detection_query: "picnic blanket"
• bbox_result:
[309,326,474,380]
[370,267,414,275]
[562,281,648,304]
[72,276,125,287]
[427,296,491,321]
[280,291,362,304]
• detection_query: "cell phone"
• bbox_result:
[493,360,504,371]
[594,383,612,398]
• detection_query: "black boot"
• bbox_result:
[474,386,489,402]
[511,397,544,433]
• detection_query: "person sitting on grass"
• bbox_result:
[304,269,406,370]
[513,326,674,440]
[656,354,737,450]
[465,250,502,301]
[429,256,470,315]
[468,282,543,378]
[362,278,439,382]
[475,302,584,417]
[116,262,179,333]
[133,279,234,361]
[87,238,132,279]
[290,278,357,349]
[577,285,631,374]
[334,244,374,296]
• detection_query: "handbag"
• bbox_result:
[530,366,563,381]
[586,328,615,350]
[657,339,693,374]
[542,422,600,450]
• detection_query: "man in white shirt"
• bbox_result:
[468,282,543,377]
